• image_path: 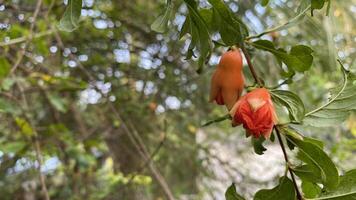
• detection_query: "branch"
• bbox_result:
[10,0,43,74]
[274,126,302,200]
[240,44,262,86]
[0,30,54,47]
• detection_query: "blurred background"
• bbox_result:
[0,0,355,199]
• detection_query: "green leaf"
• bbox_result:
[271,90,305,123]
[287,136,339,190]
[15,117,34,137]
[0,57,11,79]
[311,0,325,16]
[252,40,313,72]
[254,176,296,200]
[0,141,26,154]
[261,0,269,6]
[47,93,68,113]
[315,169,356,200]
[182,0,213,73]
[0,98,20,115]
[294,165,323,184]
[225,183,245,200]
[304,64,356,127]
[302,181,321,198]
[58,0,83,32]
[151,0,173,33]
[207,0,248,45]
[252,137,267,155]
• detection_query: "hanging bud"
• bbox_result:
[210,48,245,110]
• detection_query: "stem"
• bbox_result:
[240,44,262,86]
[275,126,303,200]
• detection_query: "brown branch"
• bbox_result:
[240,44,262,86]
[274,126,302,200]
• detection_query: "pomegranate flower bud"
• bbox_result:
[229,88,278,138]
[210,48,245,110]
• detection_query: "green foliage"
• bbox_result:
[151,0,173,33]
[207,0,249,45]
[58,0,83,32]
[271,90,305,123]
[261,0,269,7]
[304,66,356,127]
[251,136,267,155]
[287,135,339,190]
[225,183,245,200]
[254,176,296,200]
[181,0,213,73]
[252,40,314,73]
[301,181,321,198]
[0,57,10,80]
[311,0,325,16]
[316,169,356,199]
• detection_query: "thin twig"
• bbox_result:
[0,30,54,47]
[274,126,302,200]
[10,0,43,74]
[240,44,262,86]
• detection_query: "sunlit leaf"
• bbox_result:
[301,181,321,198]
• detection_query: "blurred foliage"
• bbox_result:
[0,0,355,199]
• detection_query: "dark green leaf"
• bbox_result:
[301,181,321,198]
[151,0,173,33]
[287,136,339,190]
[271,90,305,123]
[254,176,296,200]
[311,0,325,16]
[261,0,269,6]
[252,40,313,72]
[225,183,245,200]
[182,0,213,73]
[207,0,248,45]
[252,137,267,155]
[58,0,83,32]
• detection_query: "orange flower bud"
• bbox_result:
[230,88,277,138]
[210,48,245,110]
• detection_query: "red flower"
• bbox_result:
[230,88,277,138]
[210,48,245,110]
